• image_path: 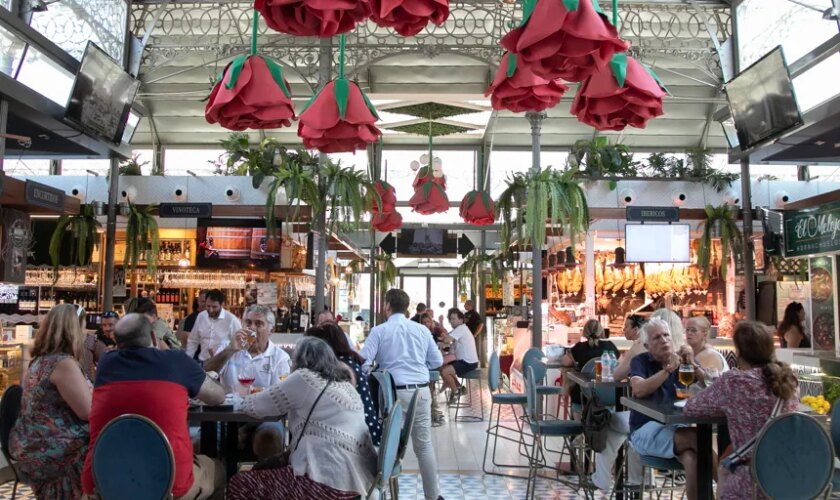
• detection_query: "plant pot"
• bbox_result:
[710,220,722,239]
[92,201,105,216]
[119,202,130,217]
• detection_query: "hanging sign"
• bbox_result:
[159,203,212,218]
[625,206,680,222]
[783,200,840,258]
[24,180,65,211]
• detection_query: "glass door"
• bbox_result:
[429,276,456,330]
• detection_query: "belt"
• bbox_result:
[395,383,428,390]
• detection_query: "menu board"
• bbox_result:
[808,257,837,352]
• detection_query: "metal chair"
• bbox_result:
[482,352,530,477]
[367,403,404,499]
[92,414,176,500]
[371,370,396,418]
[429,370,444,426]
[452,368,484,422]
[752,412,834,499]
[831,403,840,495]
[0,385,22,500]
[389,389,419,499]
[637,455,684,500]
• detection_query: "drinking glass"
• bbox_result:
[237,363,257,396]
[594,360,603,380]
[677,364,694,399]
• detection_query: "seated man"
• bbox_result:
[82,314,226,500]
[439,308,479,404]
[204,304,289,461]
[629,317,700,500]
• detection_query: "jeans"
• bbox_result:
[593,411,648,491]
[397,386,440,500]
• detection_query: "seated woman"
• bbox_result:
[421,313,447,343]
[685,316,729,385]
[305,323,382,446]
[684,321,799,500]
[560,319,619,371]
[229,337,376,499]
[778,301,810,348]
[613,314,646,381]
[11,304,92,499]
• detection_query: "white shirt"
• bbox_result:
[450,324,479,364]
[360,313,443,386]
[186,309,242,362]
[219,342,292,393]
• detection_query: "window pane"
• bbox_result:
[382,149,475,203]
[16,46,74,105]
[4,158,50,175]
[62,159,110,176]
[0,24,25,77]
[489,151,568,198]
[164,149,223,176]
[328,151,369,172]
[792,53,840,112]
[429,277,456,328]
[402,276,427,315]
[28,0,128,63]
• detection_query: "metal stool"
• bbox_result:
[638,455,684,500]
[483,352,529,477]
[452,368,484,422]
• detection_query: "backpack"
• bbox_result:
[582,392,611,453]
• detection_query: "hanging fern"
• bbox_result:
[124,201,160,277]
[264,148,321,236]
[457,252,506,296]
[697,204,744,279]
[49,204,101,276]
[322,158,374,233]
[374,253,397,296]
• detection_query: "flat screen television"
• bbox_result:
[65,41,140,144]
[625,224,691,263]
[725,46,802,151]
[397,229,457,256]
[196,219,283,270]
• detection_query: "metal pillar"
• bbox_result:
[584,231,595,316]
[526,111,546,347]
[102,157,120,311]
[313,36,332,314]
[0,98,8,171]
[740,157,755,320]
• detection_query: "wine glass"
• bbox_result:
[677,364,695,399]
[237,363,257,396]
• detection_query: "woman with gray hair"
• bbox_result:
[229,337,377,499]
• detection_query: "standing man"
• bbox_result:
[361,289,444,500]
[463,300,483,338]
[186,289,242,363]
[178,289,208,347]
[411,303,427,323]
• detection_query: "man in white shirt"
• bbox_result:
[439,308,479,404]
[360,289,444,500]
[186,289,242,363]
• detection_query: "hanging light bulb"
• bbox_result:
[419,153,430,164]
[410,160,421,171]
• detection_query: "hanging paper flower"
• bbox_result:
[571,53,668,131]
[412,165,446,190]
[485,53,569,113]
[409,181,449,214]
[255,0,371,37]
[205,54,295,131]
[297,78,382,153]
[369,0,450,37]
[500,0,628,82]
[370,180,397,213]
[371,209,403,231]
[459,190,495,225]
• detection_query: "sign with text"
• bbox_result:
[808,256,836,352]
[24,180,65,211]
[784,200,840,257]
[159,203,212,218]
[625,206,680,223]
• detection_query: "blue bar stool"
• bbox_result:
[482,352,530,477]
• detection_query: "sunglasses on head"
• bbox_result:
[102,311,118,319]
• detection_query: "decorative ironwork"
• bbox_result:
[131,1,731,85]
[29,0,128,63]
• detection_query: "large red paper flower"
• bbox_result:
[255,0,370,37]
[459,190,495,225]
[412,165,446,190]
[500,0,628,82]
[371,209,403,232]
[370,0,449,37]
[486,53,569,113]
[571,53,667,131]
[297,78,381,153]
[370,180,397,213]
[205,55,295,130]
[409,181,449,214]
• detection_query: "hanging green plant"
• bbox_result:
[216,133,287,189]
[264,148,321,236]
[457,252,506,296]
[567,137,637,185]
[124,201,160,277]
[374,253,397,297]
[118,154,148,176]
[697,204,743,279]
[322,158,375,233]
[49,204,101,274]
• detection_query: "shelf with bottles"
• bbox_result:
[15,286,99,313]
[0,344,24,394]
[115,239,195,267]
[25,266,98,289]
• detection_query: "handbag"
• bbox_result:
[252,380,332,471]
[720,397,784,472]
[581,392,611,453]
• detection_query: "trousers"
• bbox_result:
[397,386,440,500]
[592,411,649,491]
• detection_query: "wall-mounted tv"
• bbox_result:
[196,219,283,270]
[725,46,803,151]
[625,224,691,263]
[65,41,140,145]
[397,229,457,256]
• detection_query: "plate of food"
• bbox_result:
[811,268,832,303]
[813,313,835,350]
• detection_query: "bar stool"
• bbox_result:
[638,455,684,500]
[483,352,529,477]
[452,368,484,422]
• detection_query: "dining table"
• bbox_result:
[620,396,730,500]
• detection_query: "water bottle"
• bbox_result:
[601,351,612,381]
[608,351,617,374]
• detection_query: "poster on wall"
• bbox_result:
[257,283,277,306]
[808,256,836,352]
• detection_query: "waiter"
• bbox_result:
[464,300,484,337]
[361,289,444,500]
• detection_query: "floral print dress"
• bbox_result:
[683,368,798,500]
[10,353,90,499]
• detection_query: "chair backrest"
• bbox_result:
[579,357,615,405]
[371,370,395,417]
[581,357,599,375]
[525,366,539,421]
[397,390,420,463]
[752,412,834,500]
[488,352,501,392]
[0,384,22,457]
[522,347,546,386]
[375,403,403,489]
[92,414,176,500]
[831,400,840,456]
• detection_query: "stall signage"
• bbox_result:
[24,180,65,211]
[625,206,680,222]
[808,256,836,352]
[159,203,212,218]
[783,200,840,257]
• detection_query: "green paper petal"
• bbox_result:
[360,87,380,120]
[522,0,537,24]
[482,193,491,210]
[334,78,350,120]
[468,192,477,206]
[643,64,671,95]
[592,0,604,15]
[506,53,517,78]
[610,53,628,88]
[563,0,581,11]
[260,56,292,98]
[423,182,433,199]
[224,55,250,90]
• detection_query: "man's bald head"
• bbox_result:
[114,313,154,349]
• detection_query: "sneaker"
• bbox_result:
[458,384,467,395]
[667,471,686,485]
[448,392,459,405]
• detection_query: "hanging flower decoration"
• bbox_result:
[370,180,397,213]
[460,190,495,225]
[571,53,668,131]
[500,0,628,82]
[485,52,569,113]
[297,36,382,152]
[205,11,295,130]
[255,0,370,37]
[371,209,403,231]
[369,0,450,37]
[409,161,449,214]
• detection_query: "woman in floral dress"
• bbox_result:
[684,321,798,499]
[11,304,92,499]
